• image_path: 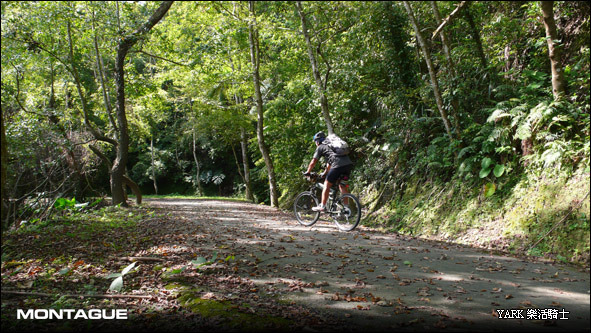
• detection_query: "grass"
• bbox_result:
[131,194,252,202]
[365,165,590,265]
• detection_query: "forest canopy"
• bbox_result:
[1,1,589,261]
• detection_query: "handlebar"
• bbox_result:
[303,172,325,182]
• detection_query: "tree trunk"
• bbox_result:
[228,46,254,202]
[248,1,279,207]
[91,6,118,134]
[1,107,8,230]
[67,20,117,147]
[88,145,141,205]
[463,7,487,68]
[151,136,158,195]
[431,1,456,76]
[240,128,254,202]
[403,1,455,140]
[111,1,173,206]
[541,1,566,99]
[192,128,203,196]
[122,175,142,205]
[431,1,461,137]
[295,1,334,135]
[431,1,467,41]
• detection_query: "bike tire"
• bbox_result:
[294,191,320,226]
[330,193,361,231]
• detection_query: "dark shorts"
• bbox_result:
[326,164,353,184]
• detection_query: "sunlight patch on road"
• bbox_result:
[424,272,467,282]
[525,286,591,304]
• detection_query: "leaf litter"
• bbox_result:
[2,198,589,332]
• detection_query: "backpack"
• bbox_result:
[323,134,350,156]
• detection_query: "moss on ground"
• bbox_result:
[172,285,293,332]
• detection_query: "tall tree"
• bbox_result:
[248,1,278,207]
[227,24,254,202]
[541,1,567,99]
[192,127,204,196]
[111,1,173,205]
[90,4,118,138]
[431,1,457,76]
[403,1,455,140]
[462,6,487,69]
[431,1,462,135]
[295,1,335,135]
[1,107,8,230]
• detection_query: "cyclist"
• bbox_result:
[304,131,353,212]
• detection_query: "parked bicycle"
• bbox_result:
[294,172,361,231]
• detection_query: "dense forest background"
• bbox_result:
[1,1,589,263]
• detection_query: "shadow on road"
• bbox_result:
[140,199,590,332]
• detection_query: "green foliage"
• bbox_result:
[54,197,76,210]
[2,1,589,263]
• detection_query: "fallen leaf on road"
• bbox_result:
[399,279,412,286]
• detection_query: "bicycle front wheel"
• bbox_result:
[294,191,320,226]
[330,193,361,231]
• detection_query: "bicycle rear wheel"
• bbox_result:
[330,193,361,231]
[294,191,320,226]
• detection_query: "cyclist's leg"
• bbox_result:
[339,182,348,205]
[326,166,347,187]
[324,167,343,203]
[313,178,333,212]
[314,167,342,212]
[320,180,332,206]
[337,165,353,205]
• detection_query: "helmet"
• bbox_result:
[313,131,326,143]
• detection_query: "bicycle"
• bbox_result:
[293,172,362,231]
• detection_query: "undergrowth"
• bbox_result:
[365,165,590,266]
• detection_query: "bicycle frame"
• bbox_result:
[306,174,343,213]
[296,172,361,231]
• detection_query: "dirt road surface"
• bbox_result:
[145,198,590,332]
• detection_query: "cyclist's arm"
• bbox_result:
[305,158,319,174]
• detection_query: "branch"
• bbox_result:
[6,33,117,146]
[89,3,119,134]
[135,50,188,67]
[88,145,112,168]
[316,46,331,90]
[67,20,118,147]
[122,175,142,205]
[4,36,75,78]
[11,65,45,117]
[119,1,174,54]
[431,1,468,40]
[211,1,244,22]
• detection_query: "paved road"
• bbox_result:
[146,198,590,332]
